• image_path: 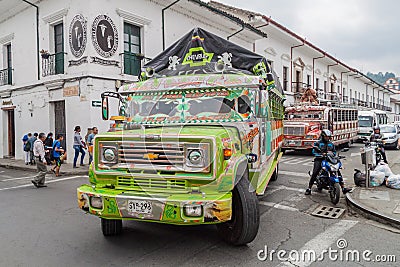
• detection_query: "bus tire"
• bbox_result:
[270,164,279,181]
[217,171,259,246]
[101,218,122,236]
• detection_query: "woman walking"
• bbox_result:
[73,126,86,168]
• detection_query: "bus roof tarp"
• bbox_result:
[141,27,281,92]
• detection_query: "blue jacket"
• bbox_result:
[312,139,336,157]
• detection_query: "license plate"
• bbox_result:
[289,141,296,146]
[128,200,152,214]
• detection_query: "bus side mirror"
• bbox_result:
[102,97,109,120]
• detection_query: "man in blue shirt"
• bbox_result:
[51,134,64,177]
[87,127,98,165]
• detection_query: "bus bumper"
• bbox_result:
[77,185,232,225]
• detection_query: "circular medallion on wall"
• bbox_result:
[69,14,87,58]
[91,14,118,58]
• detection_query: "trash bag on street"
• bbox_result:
[353,169,366,187]
[386,175,400,189]
[370,171,386,186]
[374,163,393,177]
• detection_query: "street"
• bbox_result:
[0,144,399,267]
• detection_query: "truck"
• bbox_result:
[283,99,358,153]
[77,28,285,245]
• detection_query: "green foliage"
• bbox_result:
[366,71,396,85]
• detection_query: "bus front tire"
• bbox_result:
[216,172,260,246]
[101,218,122,236]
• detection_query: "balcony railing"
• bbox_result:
[0,68,13,86]
[120,52,151,77]
[291,82,309,93]
[42,52,65,77]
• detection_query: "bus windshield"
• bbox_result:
[285,111,323,120]
[358,116,373,127]
[126,88,252,124]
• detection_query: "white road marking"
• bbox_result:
[1,176,33,182]
[0,175,87,191]
[281,158,310,165]
[281,157,314,167]
[280,171,309,178]
[277,220,359,267]
[259,201,299,212]
[280,171,348,182]
[351,152,361,157]
[264,187,283,195]
[268,185,305,193]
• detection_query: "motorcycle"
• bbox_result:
[364,139,385,166]
[310,147,345,205]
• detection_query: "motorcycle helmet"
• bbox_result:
[320,129,332,138]
[373,126,380,132]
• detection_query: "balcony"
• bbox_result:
[291,82,309,94]
[42,52,65,77]
[121,52,151,77]
[0,68,13,86]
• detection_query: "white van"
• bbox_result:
[358,110,388,141]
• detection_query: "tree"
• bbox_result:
[366,71,396,85]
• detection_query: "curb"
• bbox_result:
[346,192,400,230]
[0,163,88,176]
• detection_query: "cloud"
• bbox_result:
[218,0,399,74]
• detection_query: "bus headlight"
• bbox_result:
[102,147,117,163]
[188,150,203,166]
[184,144,210,172]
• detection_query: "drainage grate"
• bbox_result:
[311,205,345,219]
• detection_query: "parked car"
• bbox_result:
[380,124,400,149]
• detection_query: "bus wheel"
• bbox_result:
[217,172,259,246]
[271,164,279,181]
[101,218,122,236]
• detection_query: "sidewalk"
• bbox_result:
[0,158,89,176]
[346,161,400,230]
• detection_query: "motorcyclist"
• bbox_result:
[305,129,352,195]
[369,126,388,164]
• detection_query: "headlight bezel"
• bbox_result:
[101,145,118,164]
[184,143,211,172]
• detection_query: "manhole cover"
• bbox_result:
[311,205,345,219]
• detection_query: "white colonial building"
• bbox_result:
[0,0,398,160]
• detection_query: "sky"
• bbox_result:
[219,0,399,75]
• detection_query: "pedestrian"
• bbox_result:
[31,133,47,188]
[51,134,64,177]
[73,126,86,168]
[22,133,32,165]
[44,132,54,165]
[87,127,98,165]
[28,132,38,165]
